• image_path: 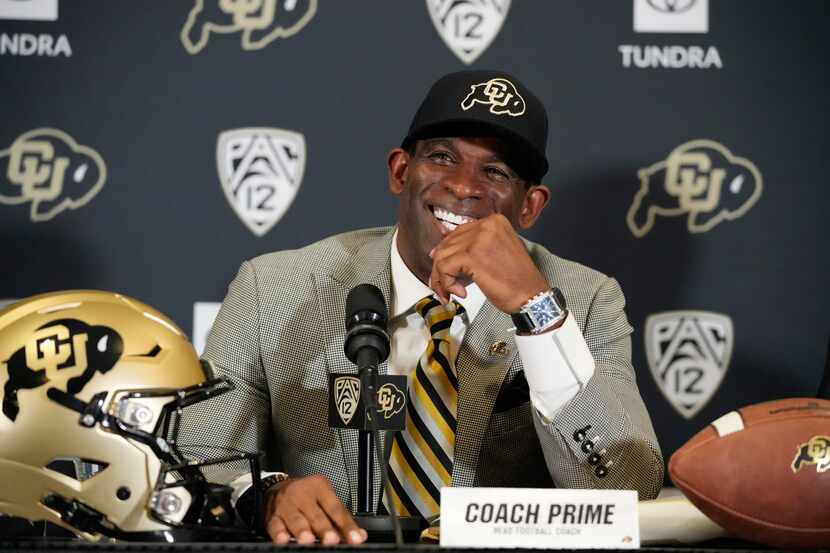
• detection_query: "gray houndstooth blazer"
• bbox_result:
[181,226,663,510]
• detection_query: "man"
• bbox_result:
[184,70,663,545]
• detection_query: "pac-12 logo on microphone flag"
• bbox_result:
[645,310,733,419]
[334,376,360,426]
[427,0,510,65]
[216,127,305,237]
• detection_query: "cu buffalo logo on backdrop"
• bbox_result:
[0,129,107,222]
[427,0,510,65]
[645,311,733,419]
[627,139,762,238]
[216,127,306,237]
[461,78,525,116]
[181,0,317,54]
[1,319,123,422]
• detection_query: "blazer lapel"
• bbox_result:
[452,301,518,487]
[315,228,395,511]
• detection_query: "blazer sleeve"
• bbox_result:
[531,276,664,500]
[177,261,277,473]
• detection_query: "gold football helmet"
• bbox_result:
[0,290,262,541]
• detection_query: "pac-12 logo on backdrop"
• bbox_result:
[427,0,510,65]
[181,0,317,54]
[627,139,762,238]
[645,310,733,419]
[0,0,57,21]
[0,129,107,222]
[216,128,305,237]
[633,0,707,33]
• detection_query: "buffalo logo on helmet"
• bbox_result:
[427,0,510,65]
[376,383,405,420]
[645,310,733,419]
[461,78,526,117]
[216,127,306,237]
[334,375,360,426]
[2,319,123,422]
[0,128,107,222]
[791,435,830,474]
[627,140,761,237]
[181,0,317,54]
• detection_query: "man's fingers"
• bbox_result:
[319,494,367,544]
[265,514,291,545]
[281,508,316,544]
[300,503,341,545]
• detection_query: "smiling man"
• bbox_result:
[183,70,663,545]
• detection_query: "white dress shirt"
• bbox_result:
[388,231,595,421]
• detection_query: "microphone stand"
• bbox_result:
[352,351,422,544]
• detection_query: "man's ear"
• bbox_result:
[387,148,410,195]
[518,184,551,229]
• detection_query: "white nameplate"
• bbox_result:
[440,487,639,549]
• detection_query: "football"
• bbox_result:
[668,397,830,548]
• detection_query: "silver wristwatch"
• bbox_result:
[510,288,567,335]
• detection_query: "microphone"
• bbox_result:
[333,284,419,544]
[344,283,390,371]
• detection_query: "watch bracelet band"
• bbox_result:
[235,472,289,530]
[511,288,567,335]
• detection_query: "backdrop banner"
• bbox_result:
[1,0,828,487]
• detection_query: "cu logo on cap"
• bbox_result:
[646,0,697,13]
[461,78,525,117]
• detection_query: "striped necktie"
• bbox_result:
[385,296,465,518]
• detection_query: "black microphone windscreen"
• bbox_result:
[346,283,388,324]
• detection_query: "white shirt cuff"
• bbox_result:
[514,314,595,420]
[229,471,286,506]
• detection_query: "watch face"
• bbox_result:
[529,295,558,326]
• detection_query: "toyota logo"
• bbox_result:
[646,0,697,13]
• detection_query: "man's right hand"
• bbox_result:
[263,474,368,545]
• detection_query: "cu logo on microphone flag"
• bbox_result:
[328,373,406,430]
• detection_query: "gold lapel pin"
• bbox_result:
[489,340,510,357]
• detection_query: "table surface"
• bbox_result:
[2,538,826,553]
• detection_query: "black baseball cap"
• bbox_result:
[402,70,549,181]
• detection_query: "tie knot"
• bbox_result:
[415,296,466,328]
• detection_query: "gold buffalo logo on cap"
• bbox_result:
[627,139,762,238]
[792,435,830,473]
[461,78,525,116]
[181,0,317,54]
[0,128,107,222]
